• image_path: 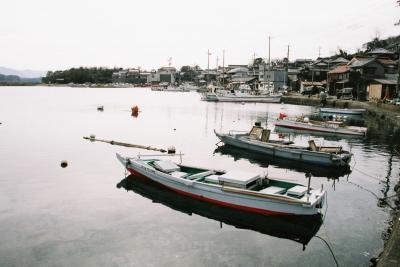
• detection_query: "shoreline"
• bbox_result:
[282,93,400,266]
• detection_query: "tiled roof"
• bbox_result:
[348,57,375,68]
[328,65,350,74]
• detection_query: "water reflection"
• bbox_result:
[117,175,323,249]
[213,145,351,179]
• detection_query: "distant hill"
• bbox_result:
[0,67,46,78]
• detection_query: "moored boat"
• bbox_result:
[319,107,366,116]
[117,175,323,246]
[116,153,326,215]
[214,125,352,167]
[216,91,282,103]
[275,115,367,137]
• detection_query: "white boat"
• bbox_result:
[275,116,367,137]
[216,91,282,103]
[116,153,326,215]
[319,108,366,115]
[117,176,324,246]
[214,125,352,167]
[201,92,219,101]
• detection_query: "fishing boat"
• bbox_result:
[116,154,326,215]
[201,92,219,101]
[117,175,323,247]
[216,91,282,103]
[214,145,351,179]
[275,114,367,137]
[214,125,352,167]
[319,107,366,116]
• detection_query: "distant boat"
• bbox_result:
[117,175,323,247]
[201,92,219,101]
[275,115,367,137]
[214,125,352,167]
[319,108,366,116]
[116,153,326,215]
[216,91,282,103]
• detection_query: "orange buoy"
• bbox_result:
[131,105,139,117]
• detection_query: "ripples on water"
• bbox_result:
[0,86,399,266]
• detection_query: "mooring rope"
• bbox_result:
[315,235,339,267]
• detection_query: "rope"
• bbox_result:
[315,236,339,267]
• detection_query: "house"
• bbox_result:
[327,64,352,96]
[369,79,397,100]
[146,67,177,84]
[347,57,385,100]
[258,64,288,91]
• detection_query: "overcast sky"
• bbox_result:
[0,0,399,71]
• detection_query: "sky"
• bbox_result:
[0,0,399,72]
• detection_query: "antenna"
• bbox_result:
[168,57,172,67]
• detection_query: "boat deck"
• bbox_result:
[144,159,307,199]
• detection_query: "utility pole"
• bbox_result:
[207,49,211,85]
[222,49,225,87]
[268,35,271,92]
[216,56,219,85]
[397,44,400,97]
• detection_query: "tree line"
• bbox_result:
[43,67,121,84]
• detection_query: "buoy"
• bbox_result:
[60,160,68,168]
[131,105,139,117]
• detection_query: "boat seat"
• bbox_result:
[259,186,286,195]
[319,147,342,153]
[287,185,308,197]
[170,171,189,179]
[204,174,219,184]
[186,170,215,180]
[154,160,180,173]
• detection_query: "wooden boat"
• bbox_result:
[116,153,326,215]
[319,107,366,116]
[214,145,351,179]
[214,125,352,167]
[274,116,367,137]
[216,91,282,103]
[117,175,323,247]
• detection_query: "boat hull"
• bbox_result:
[215,133,351,167]
[117,155,324,216]
[319,108,365,115]
[275,119,365,137]
[216,95,281,103]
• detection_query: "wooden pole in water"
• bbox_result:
[83,136,167,153]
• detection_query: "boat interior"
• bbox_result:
[144,159,309,199]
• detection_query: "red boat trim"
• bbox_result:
[128,168,293,215]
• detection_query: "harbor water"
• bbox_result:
[0,86,399,266]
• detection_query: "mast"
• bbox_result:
[267,36,271,93]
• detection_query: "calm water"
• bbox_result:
[0,86,399,267]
